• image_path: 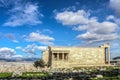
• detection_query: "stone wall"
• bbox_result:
[68,47,105,65]
[50,47,106,68]
[42,44,110,68]
[42,50,49,65]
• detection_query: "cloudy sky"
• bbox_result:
[0,0,120,59]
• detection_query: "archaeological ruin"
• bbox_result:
[42,43,111,68]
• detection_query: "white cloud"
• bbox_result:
[73,25,88,31]
[110,0,120,15]
[0,47,16,58]
[77,32,119,43]
[36,46,48,51]
[106,15,115,20]
[88,21,118,34]
[55,10,119,43]
[3,1,43,27]
[55,10,90,25]
[22,44,47,55]
[26,32,54,45]
[106,15,120,25]
[12,54,23,58]
[16,46,22,49]
[22,44,36,55]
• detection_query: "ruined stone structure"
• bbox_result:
[42,43,111,68]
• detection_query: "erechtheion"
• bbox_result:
[42,43,110,68]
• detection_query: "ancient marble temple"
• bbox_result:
[42,43,110,68]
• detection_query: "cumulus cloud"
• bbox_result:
[55,10,119,44]
[26,32,55,45]
[2,0,43,27]
[22,44,47,55]
[110,0,120,15]
[55,10,90,25]
[106,15,120,25]
[77,33,119,43]
[23,44,36,55]
[0,47,16,58]
[75,21,118,34]
[106,15,115,20]
[76,21,119,43]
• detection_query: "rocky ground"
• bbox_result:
[0,62,43,73]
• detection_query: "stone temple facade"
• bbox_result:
[42,43,110,68]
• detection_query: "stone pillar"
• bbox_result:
[52,53,54,61]
[66,54,68,61]
[108,47,110,65]
[100,43,110,65]
[104,48,107,64]
[62,53,64,60]
[57,53,59,60]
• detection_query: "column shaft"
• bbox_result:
[105,48,107,64]
[108,47,110,65]
[52,53,54,61]
[57,53,59,60]
[62,53,64,60]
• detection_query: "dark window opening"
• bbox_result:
[64,53,68,60]
[59,53,62,60]
[53,53,57,60]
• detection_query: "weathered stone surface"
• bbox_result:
[0,62,43,73]
[42,43,111,68]
[42,50,49,65]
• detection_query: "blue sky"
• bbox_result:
[0,0,120,59]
